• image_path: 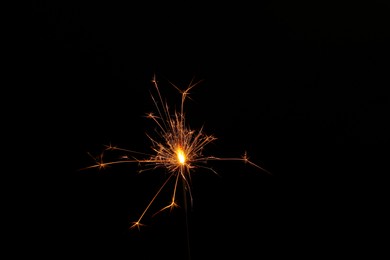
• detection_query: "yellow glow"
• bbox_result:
[177,148,186,165]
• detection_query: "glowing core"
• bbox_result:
[177,148,186,165]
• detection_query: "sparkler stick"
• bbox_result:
[80,74,270,229]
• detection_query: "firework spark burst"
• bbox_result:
[81,75,270,230]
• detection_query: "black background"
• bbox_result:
[24,1,389,259]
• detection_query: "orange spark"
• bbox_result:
[80,74,270,229]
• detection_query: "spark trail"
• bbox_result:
[81,75,270,230]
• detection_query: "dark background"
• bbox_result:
[25,1,389,259]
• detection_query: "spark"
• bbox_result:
[176,147,186,165]
[80,74,270,230]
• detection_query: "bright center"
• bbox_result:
[177,148,186,165]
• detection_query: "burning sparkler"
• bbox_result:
[81,74,270,230]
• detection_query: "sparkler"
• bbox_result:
[81,75,270,230]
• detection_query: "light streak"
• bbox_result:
[81,74,270,230]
